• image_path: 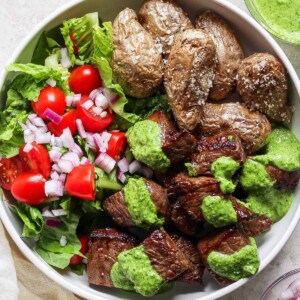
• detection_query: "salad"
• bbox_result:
[0,1,300,298]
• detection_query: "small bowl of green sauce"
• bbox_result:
[245,0,300,44]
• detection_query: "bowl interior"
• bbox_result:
[1,0,300,299]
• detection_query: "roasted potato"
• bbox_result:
[196,11,244,100]
[138,0,193,59]
[198,102,271,154]
[237,53,291,123]
[111,8,163,98]
[164,29,216,131]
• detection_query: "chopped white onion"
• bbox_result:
[46,79,57,87]
[92,106,103,116]
[129,160,142,174]
[61,152,80,167]
[102,132,112,143]
[58,159,74,173]
[100,111,107,118]
[52,164,62,173]
[50,171,60,180]
[26,120,37,132]
[28,114,37,122]
[118,157,129,173]
[24,128,32,136]
[31,117,46,127]
[42,208,55,218]
[52,208,67,217]
[49,149,62,163]
[35,132,52,144]
[18,121,28,131]
[95,153,116,174]
[55,137,63,148]
[36,126,48,135]
[76,119,87,139]
[66,95,73,107]
[72,94,81,108]
[50,134,56,146]
[23,143,33,153]
[60,48,72,69]
[61,128,75,149]
[24,133,35,144]
[82,99,94,110]
[45,180,64,197]
[60,235,67,247]
[95,93,109,109]
[94,133,108,151]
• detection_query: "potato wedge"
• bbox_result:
[111,8,163,98]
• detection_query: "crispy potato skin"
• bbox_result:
[196,11,244,101]
[138,0,193,59]
[199,102,271,154]
[111,8,163,98]
[237,53,291,123]
[164,29,216,131]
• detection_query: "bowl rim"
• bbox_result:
[0,0,300,299]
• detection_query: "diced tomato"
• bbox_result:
[32,86,66,119]
[11,172,47,205]
[47,109,77,136]
[69,235,89,265]
[77,95,114,133]
[70,33,79,56]
[19,143,51,179]
[106,132,127,160]
[65,164,95,201]
[0,156,28,190]
[68,65,102,95]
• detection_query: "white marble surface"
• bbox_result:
[0,0,299,299]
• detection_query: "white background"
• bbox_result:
[0,0,299,299]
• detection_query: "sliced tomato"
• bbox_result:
[47,109,77,136]
[106,132,127,160]
[77,95,114,133]
[70,33,79,56]
[65,164,95,201]
[69,235,89,265]
[68,65,102,95]
[0,156,27,190]
[32,86,66,120]
[11,172,47,205]
[19,143,51,179]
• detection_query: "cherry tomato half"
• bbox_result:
[70,33,79,56]
[0,156,28,190]
[32,86,66,120]
[19,143,51,179]
[77,95,114,133]
[11,172,47,205]
[69,235,89,265]
[65,164,95,201]
[47,109,77,137]
[106,132,127,160]
[68,65,102,95]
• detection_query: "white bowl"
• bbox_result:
[0,0,300,299]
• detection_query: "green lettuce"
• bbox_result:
[61,12,99,65]
[36,213,82,269]
[0,89,29,157]
[14,202,45,238]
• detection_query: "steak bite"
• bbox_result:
[187,132,246,177]
[169,233,204,284]
[147,110,197,163]
[197,227,260,284]
[266,165,300,189]
[103,178,169,229]
[87,228,138,287]
[141,229,190,281]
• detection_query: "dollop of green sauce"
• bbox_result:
[201,196,237,228]
[126,120,170,172]
[207,237,260,281]
[254,127,300,171]
[253,0,300,42]
[124,178,164,229]
[111,246,164,297]
[211,157,240,194]
[240,159,274,190]
[246,188,293,222]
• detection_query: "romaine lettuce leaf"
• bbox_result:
[61,12,99,65]
[93,22,113,60]
[36,213,82,269]
[14,202,45,238]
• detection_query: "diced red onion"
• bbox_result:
[52,208,67,217]
[94,133,108,151]
[61,48,72,69]
[76,119,87,139]
[24,133,35,144]
[36,126,48,135]
[61,152,80,167]
[46,79,56,87]
[28,114,37,122]
[140,165,154,179]
[43,108,63,124]
[35,132,52,144]
[18,121,28,131]
[66,95,73,107]
[102,132,112,143]
[86,133,97,152]
[71,144,84,157]
[117,169,126,183]
[45,218,61,227]
[95,153,116,174]
[82,99,94,110]
[118,157,129,173]
[58,159,74,173]
[23,143,33,153]
[103,88,120,106]
[59,174,66,183]
[95,93,109,109]
[61,128,75,149]
[80,157,91,165]
[31,117,46,127]
[50,171,60,180]
[49,149,61,163]
[42,207,55,218]
[92,106,103,116]
[50,135,56,146]
[26,120,38,132]
[45,180,64,197]
[24,128,32,136]
[52,164,62,173]
[89,88,103,101]
[129,160,142,174]
[100,111,107,118]
[55,137,63,148]
[60,235,67,247]
[72,94,81,108]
